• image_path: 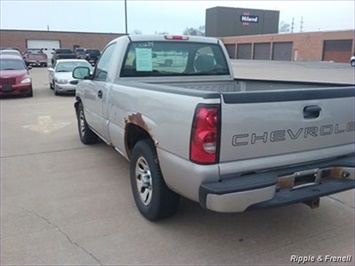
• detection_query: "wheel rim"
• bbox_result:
[135,156,153,206]
[79,110,86,137]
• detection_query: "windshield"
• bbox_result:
[55,61,92,72]
[120,41,230,77]
[56,49,72,54]
[0,59,26,70]
[27,49,43,54]
[86,50,100,55]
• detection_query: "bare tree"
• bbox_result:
[155,31,169,35]
[130,29,142,35]
[183,25,205,36]
[279,21,290,33]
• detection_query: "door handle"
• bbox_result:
[98,90,103,99]
[303,105,321,119]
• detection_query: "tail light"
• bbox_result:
[164,35,189,40]
[190,104,220,164]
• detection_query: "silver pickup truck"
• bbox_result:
[73,35,355,221]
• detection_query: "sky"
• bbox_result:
[0,0,354,34]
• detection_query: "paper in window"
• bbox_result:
[136,48,153,71]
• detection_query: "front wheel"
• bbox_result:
[130,140,180,221]
[351,60,355,67]
[76,102,98,144]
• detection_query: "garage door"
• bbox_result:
[323,39,352,63]
[237,43,252,59]
[272,42,293,61]
[27,40,60,60]
[225,44,236,59]
[253,43,271,60]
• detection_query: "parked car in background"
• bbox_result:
[23,48,48,67]
[350,56,355,67]
[75,48,86,59]
[0,48,23,58]
[51,49,76,65]
[0,54,33,97]
[48,59,93,95]
[84,49,101,65]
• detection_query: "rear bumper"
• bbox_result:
[26,59,47,64]
[199,155,355,212]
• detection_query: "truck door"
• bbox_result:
[84,43,116,139]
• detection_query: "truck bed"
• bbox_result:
[142,78,354,93]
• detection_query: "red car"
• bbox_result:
[23,48,48,67]
[0,55,33,97]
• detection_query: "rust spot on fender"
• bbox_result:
[127,112,150,132]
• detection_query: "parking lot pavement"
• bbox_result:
[1,64,354,265]
[232,60,355,84]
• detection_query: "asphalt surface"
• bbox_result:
[1,61,354,265]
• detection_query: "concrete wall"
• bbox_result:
[0,30,123,52]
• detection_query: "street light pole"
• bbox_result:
[125,0,128,35]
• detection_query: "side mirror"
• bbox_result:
[73,66,91,79]
[27,65,32,70]
[48,67,54,72]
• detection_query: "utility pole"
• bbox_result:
[300,16,303,32]
[125,0,128,35]
[291,18,294,33]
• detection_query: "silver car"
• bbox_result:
[48,59,93,95]
[350,56,355,67]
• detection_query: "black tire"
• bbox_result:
[76,102,98,144]
[26,90,33,97]
[351,60,355,67]
[130,139,180,221]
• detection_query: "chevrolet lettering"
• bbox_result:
[232,121,355,146]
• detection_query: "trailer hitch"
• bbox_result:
[303,198,320,209]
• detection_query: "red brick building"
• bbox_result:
[0,29,354,63]
[0,29,122,54]
[220,29,355,63]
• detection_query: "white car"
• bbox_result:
[48,59,93,95]
[350,56,355,67]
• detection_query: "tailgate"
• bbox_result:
[219,87,355,163]
[27,54,46,60]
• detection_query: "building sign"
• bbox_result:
[240,12,259,26]
[240,15,259,23]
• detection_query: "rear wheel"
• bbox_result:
[76,102,98,144]
[130,139,180,221]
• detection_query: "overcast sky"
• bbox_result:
[1,0,354,34]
